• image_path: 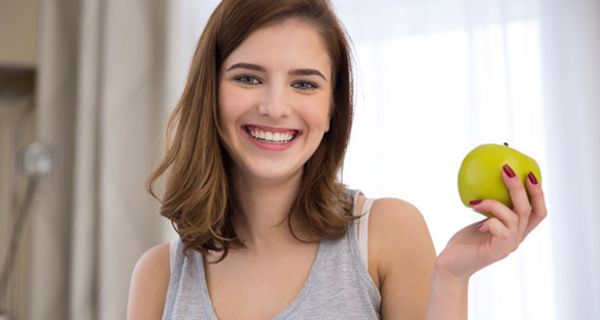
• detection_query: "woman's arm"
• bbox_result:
[126,242,171,320]
[368,198,437,319]
[427,250,470,319]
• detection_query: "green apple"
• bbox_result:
[458,143,542,216]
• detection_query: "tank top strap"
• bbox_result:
[358,198,374,269]
[346,187,374,270]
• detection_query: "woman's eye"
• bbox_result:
[292,81,318,90]
[235,76,261,85]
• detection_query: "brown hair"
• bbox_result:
[147,0,356,261]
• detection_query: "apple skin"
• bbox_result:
[458,143,542,216]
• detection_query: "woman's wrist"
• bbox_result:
[432,258,471,288]
[427,259,470,320]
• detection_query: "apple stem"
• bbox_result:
[504,142,509,147]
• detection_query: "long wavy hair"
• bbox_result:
[147,0,356,261]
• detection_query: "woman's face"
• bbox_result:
[218,19,332,184]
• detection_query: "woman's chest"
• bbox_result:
[203,245,319,319]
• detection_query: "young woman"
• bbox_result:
[127,0,547,319]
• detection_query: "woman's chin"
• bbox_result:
[235,164,303,186]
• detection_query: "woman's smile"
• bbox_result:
[243,125,302,151]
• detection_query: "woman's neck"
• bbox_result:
[230,168,308,251]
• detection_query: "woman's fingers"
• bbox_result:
[501,164,533,240]
[523,171,548,237]
[478,217,509,237]
[472,199,518,231]
[478,217,516,259]
[471,200,520,255]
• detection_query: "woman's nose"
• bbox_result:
[258,84,291,119]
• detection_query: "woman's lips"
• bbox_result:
[243,125,302,151]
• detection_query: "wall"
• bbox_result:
[0,0,39,67]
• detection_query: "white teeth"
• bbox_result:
[247,128,294,143]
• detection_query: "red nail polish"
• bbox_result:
[503,164,516,178]
[469,199,482,206]
[528,172,538,185]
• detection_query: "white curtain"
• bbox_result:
[538,0,600,318]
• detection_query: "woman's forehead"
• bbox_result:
[222,19,332,76]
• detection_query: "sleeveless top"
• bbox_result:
[162,189,382,319]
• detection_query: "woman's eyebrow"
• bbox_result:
[289,68,327,81]
[226,62,327,81]
[226,62,265,72]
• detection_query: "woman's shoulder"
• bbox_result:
[367,197,434,263]
[131,241,171,275]
[355,194,428,235]
[126,241,171,320]
[366,197,434,264]
[369,197,427,231]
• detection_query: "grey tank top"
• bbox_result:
[162,190,382,319]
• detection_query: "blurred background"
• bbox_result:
[0,0,598,319]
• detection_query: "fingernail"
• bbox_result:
[528,172,538,185]
[469,199,482,206]
[477,221,485,229]
[503,164,516,178]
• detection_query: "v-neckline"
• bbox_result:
[198,240,326,320]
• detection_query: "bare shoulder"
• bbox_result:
[368,198,436,319]
[368,198,433,257]
[369,198,429,235]
[127,242,171,320]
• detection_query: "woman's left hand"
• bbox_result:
[435,164,548,281]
